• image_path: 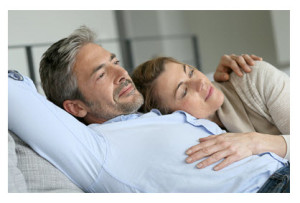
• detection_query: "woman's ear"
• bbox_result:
[63,100,87,118]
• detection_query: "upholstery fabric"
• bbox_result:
[8,131,83,193]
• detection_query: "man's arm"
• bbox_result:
[8,72,106,192]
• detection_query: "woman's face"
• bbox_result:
[154,62,224,119]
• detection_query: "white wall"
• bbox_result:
[8,10,120,92]
[8,10,290,81]
[184,10,285,73]
[157,11,195,66]
[120,10,200,68]
[120,10,289,74]
[270,10,290,66]
[121,11,165,67]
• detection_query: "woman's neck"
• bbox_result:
[207,111,224,129]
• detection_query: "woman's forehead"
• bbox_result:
[155,62,184,97]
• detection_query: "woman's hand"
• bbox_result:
[214,54,263,82]
[185,132,286,171]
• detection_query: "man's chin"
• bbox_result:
[119,95,144,113]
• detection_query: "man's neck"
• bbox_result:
[84,116,107,125]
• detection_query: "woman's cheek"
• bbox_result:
[181,97,199,114]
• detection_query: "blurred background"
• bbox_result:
[8,10,289,92]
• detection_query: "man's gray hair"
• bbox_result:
[39,25,96,109]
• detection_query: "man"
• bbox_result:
[8,26,289,193]
[39,26,260,125]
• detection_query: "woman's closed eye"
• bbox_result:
[188,67,194,78]
[182,87,188,98]
[180,67,194,98]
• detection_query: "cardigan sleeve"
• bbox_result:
[230,61,290,160]
[255,62,290,160]
[254,61,290,135]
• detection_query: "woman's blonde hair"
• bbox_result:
[131,57,184,114]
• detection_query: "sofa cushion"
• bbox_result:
[8,131,27,192]
[8,130,83,193]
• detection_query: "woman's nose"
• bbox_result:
[190,79,205,92]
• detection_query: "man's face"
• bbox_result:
[72,43,144,124]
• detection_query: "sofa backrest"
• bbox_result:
[8,130,83,193]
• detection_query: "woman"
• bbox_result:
[131,55,289,171]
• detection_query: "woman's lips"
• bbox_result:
[119,85,134,98]
[205,86,214,101]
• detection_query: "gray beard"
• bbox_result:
[84,79,144,121]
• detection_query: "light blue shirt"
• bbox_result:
[8,73,288,193]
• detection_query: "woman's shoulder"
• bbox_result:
[230,60,289,88]
[249,61,286,77]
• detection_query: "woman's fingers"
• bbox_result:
[230,54,251,73]
[214,53,263,82]
[185,136,229,163]
[213,71,229,81]
[186,139,215,157]
[213,154,240,171]
[196,149,232,170]
[250,54,263,61]
[185,132,255,170]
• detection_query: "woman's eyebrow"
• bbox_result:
[174,81,183,98]
[173,64,186,98]
[183,64,186,73]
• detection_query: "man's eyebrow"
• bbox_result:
[183,64,186,73]
[91,53,116,77]
[91,64,105,77]
[110,53,116,61]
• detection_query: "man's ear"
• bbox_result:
[63,100,88,118]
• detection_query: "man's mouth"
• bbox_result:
[119,84,134,98]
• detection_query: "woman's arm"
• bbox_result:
[185,61,290,170]
[185,132,287,171]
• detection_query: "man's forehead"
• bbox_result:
[77,43,111,61]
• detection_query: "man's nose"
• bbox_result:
[112,66,129,85]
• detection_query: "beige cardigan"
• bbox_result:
[213,61,290,160]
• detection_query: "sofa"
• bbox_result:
[8,130,83,193]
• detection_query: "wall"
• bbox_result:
[8,10,120,91]
[120,10,165,69]
[120,10,289,74]
[270,10,290,66]
[184,10,287,73]
[8,10,290,80]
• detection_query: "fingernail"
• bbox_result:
[186,150,192,155]
[245,67,251,72]
[186,157,193,163]
[214,166,219,171]
[197,163,203,168]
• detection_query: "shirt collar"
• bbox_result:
[102,109,162,124]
